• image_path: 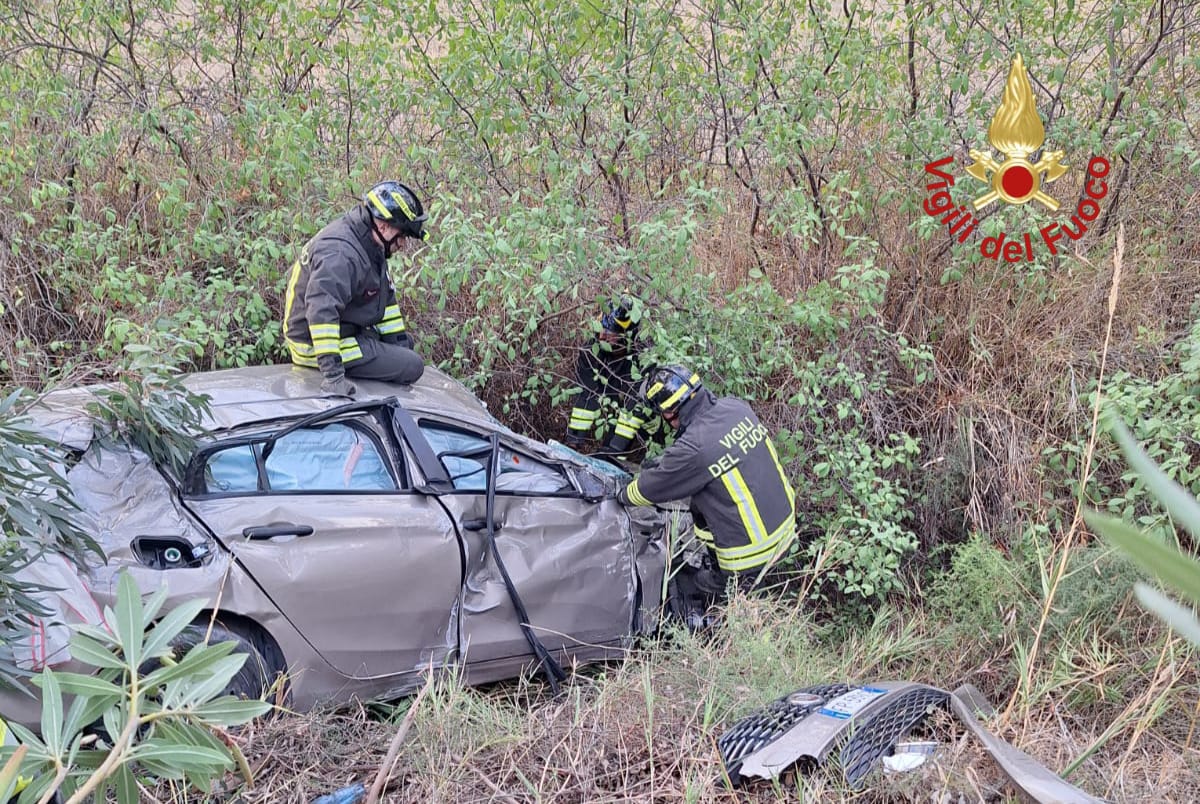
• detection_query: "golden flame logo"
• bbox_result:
[988,54,1044,158]
[965,55,1067,210]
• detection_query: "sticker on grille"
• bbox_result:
[718,682,949,788]
[837,686,949,787]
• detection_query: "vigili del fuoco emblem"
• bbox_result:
[920,53,1111,263]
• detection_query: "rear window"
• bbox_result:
[203,421,397,494]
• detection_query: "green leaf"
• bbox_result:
[141,640,237,689]
[62,692,120,753]
[129,741,231,769]
[72,624,120,645]
[3,723,45,757]
[102,706,125,750]
[1133,583,1200,648]
[1083,510,1200,606]
[113,572,145,667]
[52,671,123,700]
[113,764,138,804]
[16,771,56,804]
[142,599,208,660]
[67,633,126,670]
[1107,414,1200,545]
[153,718,227,754]
[38,669,63,757]
[170,655,249,707]
[192,696,272,726]
[139,584,170,629]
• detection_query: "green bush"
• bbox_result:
[1043,318,1200,544]
[1085,414,1200,649]
[928,533,1035,642]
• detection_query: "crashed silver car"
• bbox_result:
[6,364,679,724]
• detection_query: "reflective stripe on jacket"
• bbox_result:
[283,206,407,366]
[619,390,796,572]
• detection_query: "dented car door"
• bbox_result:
[408,417,640,677]
[184,409,463,681]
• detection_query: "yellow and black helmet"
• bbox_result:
[643,365,703,413]
[600,295,638,335]
[363,180,428,240]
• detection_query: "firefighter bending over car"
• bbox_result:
[284,180,429,396]
[566,296,652,455]
[618,365,797,597]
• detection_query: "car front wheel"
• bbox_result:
[150,623,275,702]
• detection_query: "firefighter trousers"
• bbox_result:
[343,336,424,385]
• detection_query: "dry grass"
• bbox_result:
[142,596,1199,803]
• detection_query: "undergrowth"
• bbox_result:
[146,591,1195,803]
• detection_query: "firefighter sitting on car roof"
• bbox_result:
[618,365,797,594]
[283,179,429,397]
[565,296,652,455]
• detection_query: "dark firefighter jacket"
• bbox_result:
[618,390,797,573]
[568,338,649,447]
[283,206,409,367]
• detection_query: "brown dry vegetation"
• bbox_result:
[3,0,1200,800]
[146,597,1199,802]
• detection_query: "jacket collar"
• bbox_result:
[348,206,386,261]
[676,388,716,434]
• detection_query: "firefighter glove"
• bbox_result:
[321,375,357,397]
[317,353,357,397]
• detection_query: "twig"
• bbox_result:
[204,560,234,643]
[467,762,521,804]
[534,300,590,330]
[365,675,433,804]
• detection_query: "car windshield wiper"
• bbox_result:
[259,398,392,463]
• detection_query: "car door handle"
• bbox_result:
[242,523,314,540]
[462,518,501,532]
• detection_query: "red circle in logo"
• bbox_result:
[1000,164,1035,199]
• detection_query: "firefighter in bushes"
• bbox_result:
[284,180,428,396]
[565,296,651,454]
[618,365,797,595]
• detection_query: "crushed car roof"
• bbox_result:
[27,364,495,447]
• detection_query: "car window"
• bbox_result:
[206,444,260,492]
[204,421,397,493]
[418,422,572,493]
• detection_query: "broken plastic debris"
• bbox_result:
[894,740,938,756]
[882,752,927,773]
[719,681,950,787]
[785,692,824,707]
[310,783,366,804]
